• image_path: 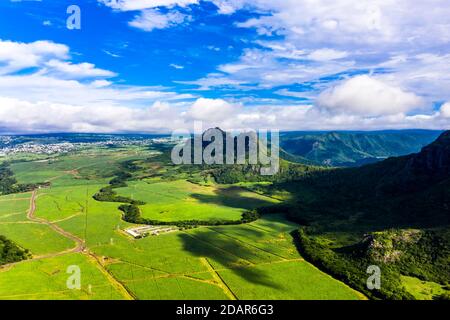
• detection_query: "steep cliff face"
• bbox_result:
[371,130,450,195]
[407,131,450,177]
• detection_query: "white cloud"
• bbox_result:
[90,80,113,88]
[233,0,450,48]
[192,47,355,89]
[169,0,450,110]
[3,2,450,133]
[0,97,187,134]
[210,0,246,14]
[0,92,448,134]
[186,98,239,121]
[99,0,199,11]
[377,53,450,103]
[176,73,246,91]
[316,75,425,116]
[44,60,117,78]
[440,103,450,118]
[129,9,189,31]
[170,64,184,69]
[103,50,121,58]
[0,39,195,115]
[306,49,349,61]
[0,73,194,106]
[0,39,69,74]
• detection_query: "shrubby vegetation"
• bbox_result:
[212,161,323,184]
[0,235,30,265]
[93,185,145,205]
[93,161,145,205]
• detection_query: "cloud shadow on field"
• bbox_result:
[190,186,275,210]
[177,229,282,290]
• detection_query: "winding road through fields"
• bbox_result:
[1,189,134,300]
[27,190,85,257]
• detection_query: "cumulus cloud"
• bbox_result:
[0,92,448,134]
[96,0,450,126]
[2,2,450,133]
[151,0,450,109]
[0,73,194,106]
[316,75,425,116]
[186,98,239,121]
[44,60,117,78]
[0,97,187,134]
[129,9,190,31]
[209,0,246,14]
[377,53,450,103]
[0,39,68,74]
[233,0,450,48]
[440,103,450,118]
[189,47,354,90]
[0,39,195,127]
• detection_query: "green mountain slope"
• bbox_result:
[266,131,450,299]
[280,130,442,167]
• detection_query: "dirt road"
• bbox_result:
[27,190,85,255]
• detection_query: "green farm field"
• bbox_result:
[116,180,279,222]
[0,147,365,300]
[400,276,449,300]
[0,253,127,300]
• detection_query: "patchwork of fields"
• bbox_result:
[116,180,279,222]
[0,148,365,300]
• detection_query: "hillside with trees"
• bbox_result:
[280,130,441,167]
[262,131,450,299]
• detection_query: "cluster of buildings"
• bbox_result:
[0,142,77,155]
[0,135,170,156]
[124,225,177,238]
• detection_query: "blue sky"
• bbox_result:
[0,0,450,133]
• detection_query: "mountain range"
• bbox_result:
[280,130,442,167]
